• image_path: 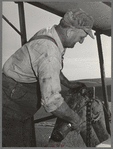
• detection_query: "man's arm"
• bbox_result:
[51,101,81,130]
[60,71,71,88]
[38,56,81,130]
[37,42,83,130]
[60,71,86,89]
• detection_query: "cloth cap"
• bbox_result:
[62,8,94,39]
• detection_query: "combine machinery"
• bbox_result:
[2,1,111,147]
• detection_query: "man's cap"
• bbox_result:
[61,8,94,39]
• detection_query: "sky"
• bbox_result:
[2,2,111,80]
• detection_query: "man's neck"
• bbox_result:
[55,25,67,48]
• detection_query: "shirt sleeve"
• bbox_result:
[38,54,64,112]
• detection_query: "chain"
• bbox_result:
[86,98,93,147]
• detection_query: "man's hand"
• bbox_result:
[69,82,94,98]
[51,101,81,130]
[60,71,86,91]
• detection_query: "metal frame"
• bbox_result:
[95,31,111,135]
[2,2,27,46]
[18,2,27,46]
[2,1,111,136]
[2,15,21,36]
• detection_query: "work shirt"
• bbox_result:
[3,25,66,112]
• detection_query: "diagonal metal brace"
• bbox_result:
[2,15,21,36]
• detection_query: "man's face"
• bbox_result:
[66,28,87,48]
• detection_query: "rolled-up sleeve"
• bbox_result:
[38,52,64,112]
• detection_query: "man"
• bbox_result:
[2,8,94,146]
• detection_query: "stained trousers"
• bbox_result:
[2,73,41,147]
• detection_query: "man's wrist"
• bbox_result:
[69,81,87,89]
[69,81,78,89]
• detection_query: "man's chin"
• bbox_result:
[67,43,76,48]
[70,43,76,48]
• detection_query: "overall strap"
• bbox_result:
[27,35,58,80]
[29,35,64,69]
[28,35,58,47]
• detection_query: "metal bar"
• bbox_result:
[17,2,27,45]
[27,2,64,17]
[93,27,111,37]
[93,87,95,99]
[2,15,21,36]
[34,115,56,123]
[95,31,111,135]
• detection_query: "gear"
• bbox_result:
[91,98,103,123]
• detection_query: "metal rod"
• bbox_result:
[2,15,21,36]
[93,87,95,99]
[34,115,56,123]
[27,2,64,17]
[17,2,27,45]
[95,31,111,135]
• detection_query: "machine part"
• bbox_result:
[91,99,110,142]
[86,99,93,146]
[49,88,109,146]
[50,120,72,142]
[80,125,100,147]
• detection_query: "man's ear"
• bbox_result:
[67,28,73,37]
[66,28,73,38]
